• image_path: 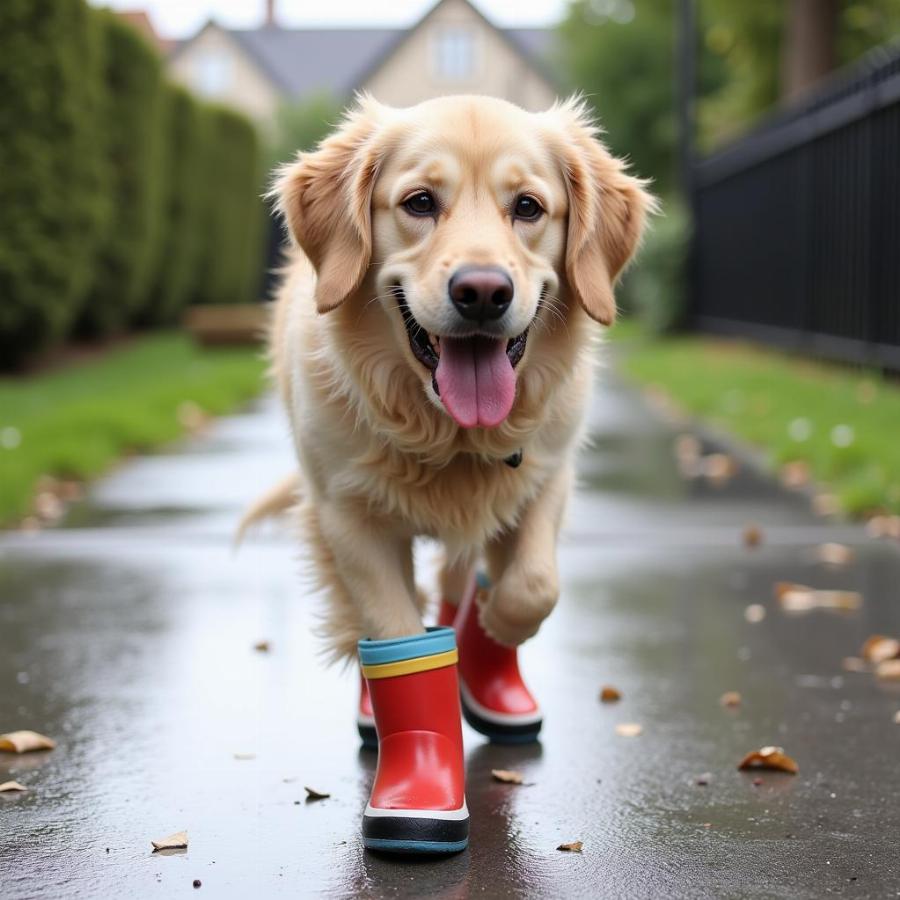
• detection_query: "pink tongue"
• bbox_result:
[435,336,516,429]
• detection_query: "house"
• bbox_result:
[166,0,559,127]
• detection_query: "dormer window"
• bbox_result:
[434,27,475,81]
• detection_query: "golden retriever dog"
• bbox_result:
[257,93,652,661]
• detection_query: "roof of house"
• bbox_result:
[177,24,557,100]
[509,28,555,62]
[117,9,176,54]
[229,27,401,97]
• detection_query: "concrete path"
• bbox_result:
[2,370,899,899]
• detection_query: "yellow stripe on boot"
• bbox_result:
[362,648,459,680]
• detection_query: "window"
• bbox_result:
[434,27,475,81]
[194,50,232,97]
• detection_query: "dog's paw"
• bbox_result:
[478,565,558,647]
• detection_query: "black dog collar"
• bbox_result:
[504,449,523,468]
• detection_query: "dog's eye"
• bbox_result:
[513,195,542,220]
[403,191,436,216]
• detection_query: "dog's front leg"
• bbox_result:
[318,502,425,647]
[480,466,572,647]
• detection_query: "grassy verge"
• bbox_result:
[615,328,900,517]
[0,333,266,525]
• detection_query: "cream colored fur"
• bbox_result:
[263,94,652,661]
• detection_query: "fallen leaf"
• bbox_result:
[0,781,28,792]
[615,723,642,737]
[673,433,701,464]
[151,831,188,852]
[701,453,738,486]
[557,841,583,853]
[0,731,56,753]
[21,517,41,535]
[491,769,524,785]
[58,480,84,502]
[177,401,207,432]
[737,746,798,774]
[673,437,702,474]
[875,659,900,681]
[233,753,256,761]
[253,640,270,653]
[773,582,797,600]
[774,582,862,612]
[861,635,900,664]
[34,492,63,521]
[816,543,855,566]
[304,786,330,800]
[599,685,621,703]
[742,524,763,548]
[812,493,840,517]
[841,656,867,673]
[780,460,811,489]
[720,691,742,708]
[866,515,900,539]
[744,604,766,623]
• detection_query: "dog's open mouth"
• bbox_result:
[396,290,528,430]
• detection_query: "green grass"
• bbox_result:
[615,329,900,518]
[0,333,266,525]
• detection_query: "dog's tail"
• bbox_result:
[234,472,301,548]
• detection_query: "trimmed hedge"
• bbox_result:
[79,11,166,335]
[140,85,205,326]
[0,0,264,369]
[0,0,109,367]
[193,106,264,307]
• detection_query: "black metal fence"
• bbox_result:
[690,43,900,370]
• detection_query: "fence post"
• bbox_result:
[676,0,699,329]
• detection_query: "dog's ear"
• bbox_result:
[548,97,655,326]
[272,96,386,313]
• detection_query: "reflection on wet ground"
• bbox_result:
[1,384,899,898]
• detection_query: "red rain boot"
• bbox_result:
[357,672,377,749]
[357,604,456,750]
[454,573,542,743]
[359,627,468,854]
[437,598,458,628]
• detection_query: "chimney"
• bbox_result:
[264,0,276,27]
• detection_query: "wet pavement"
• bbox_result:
[2,370,900,899]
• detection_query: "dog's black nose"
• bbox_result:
[448,267,513,322]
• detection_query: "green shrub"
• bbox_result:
[0,0,109,368]
[0,1,273,364]
[193,106,264,305]
[139,85,205,325]
[266,92,341,173]
[78,11,166,335]
[619,196,690,335]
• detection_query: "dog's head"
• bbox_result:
[274,94,653,430]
